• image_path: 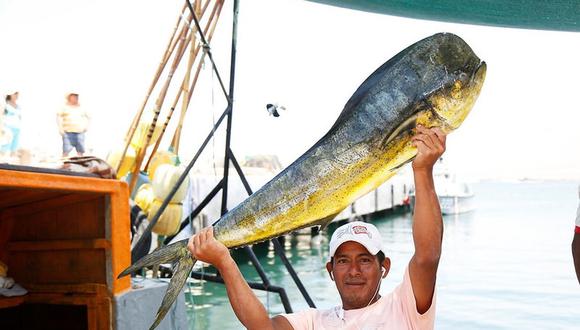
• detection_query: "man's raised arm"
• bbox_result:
[408,125,446,314]
[188,227,293,330]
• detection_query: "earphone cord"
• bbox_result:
[338,271,383,330]
[365,275,382,308]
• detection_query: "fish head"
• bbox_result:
[421,33,487,132]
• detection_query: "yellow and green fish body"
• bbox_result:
[214,32,486,247]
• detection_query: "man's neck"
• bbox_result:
[342,294,382,310]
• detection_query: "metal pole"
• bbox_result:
[220,0,239,216]
[271,238,316,308]
[163,179,224,245]
[189,272,293,313]
[243,246,271,287]
[229,149,317,308]
[131,105,229,255]
[391,184,394,208]
[210,2,279,306]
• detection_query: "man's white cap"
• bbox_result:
[329,221,384,261]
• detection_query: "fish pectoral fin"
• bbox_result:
[315,211,343,231]
[118,239,190,278]
[380,113,418,149]
[149,256,195,330]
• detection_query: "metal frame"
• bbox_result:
[131,0,315,313]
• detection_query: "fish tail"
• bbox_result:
[117,239,190,278]
[149,255,195,330]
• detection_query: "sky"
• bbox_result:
[0,0,579,180]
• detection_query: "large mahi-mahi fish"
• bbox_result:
[119,32,486,329]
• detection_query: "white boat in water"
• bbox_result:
[409,159,475,215]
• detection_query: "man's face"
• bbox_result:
[67,94,79,105]
[326,241,388,310]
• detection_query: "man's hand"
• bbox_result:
[412,125,446,171]
[188,227,230,269]
[188,228,284,329]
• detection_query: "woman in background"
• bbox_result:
[1,90,22,158]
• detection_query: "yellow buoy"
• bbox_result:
[134,183,155,213]
[148,150,178,180]
[106,146,136,178]
[130,111,164,149]
[152,164,189,203]
[149,199,183,236]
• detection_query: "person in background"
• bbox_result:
[57,92,90,157]
[572,185,580,284]
[1,90,22,158]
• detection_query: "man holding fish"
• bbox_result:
[188,125,445,329]
[120,33,485,329]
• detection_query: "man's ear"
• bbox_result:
[326,261,334,280]
[382,257,391,278]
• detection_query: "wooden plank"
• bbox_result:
[8,250,107,285]
[25,283,109,295]
[109,187,131,295]
[23,292,111,330]
[0,211,14,261]
[56,196,105,238]
[0,169,125,194]
[10,209,58,241]
[10,196,105,241]
[96,296,112,330]
[8,239,111,252]
[0,189,66,209]
[0,296,25,309]
[0,163,98,178]
[24,292,108,305]
[87,302,98,330]
[8,193,102,218]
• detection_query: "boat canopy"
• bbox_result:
[307,0,580,32]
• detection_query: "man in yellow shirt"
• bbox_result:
[57,92,90,157]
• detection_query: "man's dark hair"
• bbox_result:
[5,92,18,102]
[376,251,385,265]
